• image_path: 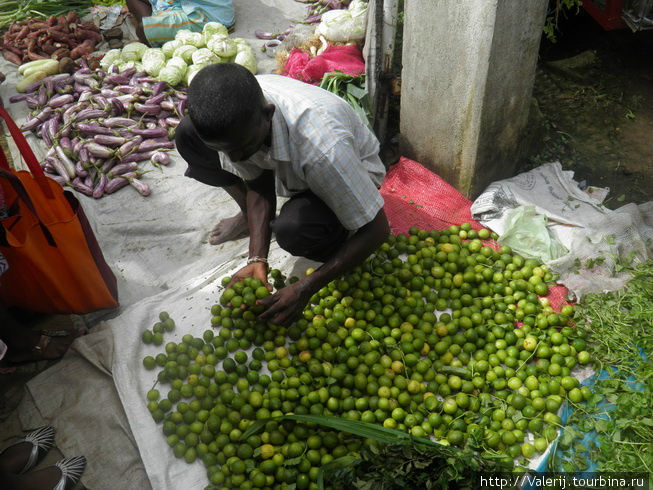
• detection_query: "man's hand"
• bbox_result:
[226,262,272,290]
[257,281,312,326]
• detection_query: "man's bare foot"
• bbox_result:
[209,213,249,245]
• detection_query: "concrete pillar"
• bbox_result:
[399,0,548,198]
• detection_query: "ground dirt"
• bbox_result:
[522,9,653,208]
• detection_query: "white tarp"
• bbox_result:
[471,162,653,299]
[1,2,312,488]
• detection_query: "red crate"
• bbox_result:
[582,0,628,29]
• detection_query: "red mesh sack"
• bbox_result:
[282,45,365,85]
[380,157,482,235]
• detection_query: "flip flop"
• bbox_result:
[51,455,86,490]
[0,426,55,474]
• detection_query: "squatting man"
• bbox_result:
[176,63,390,325]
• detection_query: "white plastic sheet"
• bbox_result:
[471,162,653,299]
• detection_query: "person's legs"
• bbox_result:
[125,0,152,45]
[1,456,86,490]
[175,117,249,245]
[271,192,350,262]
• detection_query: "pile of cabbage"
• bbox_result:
[99,22,257,87]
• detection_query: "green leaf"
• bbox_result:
[595,419,609,433]
[562,461,576,472]
[346,83,368,100]
[241,414,441,448]
[573,441,587,453]
[317,455,359,490]
[284,456,303,467]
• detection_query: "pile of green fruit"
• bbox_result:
[141,224,591,489]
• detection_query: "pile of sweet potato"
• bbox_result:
[1,11,102,66]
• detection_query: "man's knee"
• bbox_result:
[174,117,194,150]
[270,216,303,254]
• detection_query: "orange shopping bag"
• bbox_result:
[0,105,118,314]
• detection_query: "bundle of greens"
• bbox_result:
[319,71,372,129]
[0,0,90,31]
[548,261,653,475]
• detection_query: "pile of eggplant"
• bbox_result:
[10,61,185,198]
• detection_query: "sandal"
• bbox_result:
[51,456,87,490]
[0,426,55,474]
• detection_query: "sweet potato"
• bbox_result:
[70,39,95,59]
[53,48,71,61]
[4,45,23,57]
[41,41,57,55]
[75,29,102,43]
[26,51,49,61]
[49,30,69,43]
[2,50,22,65]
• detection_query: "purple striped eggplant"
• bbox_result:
[47,157,71,183]
[129,178,151,197]
[85,142,115,159]
[105,176,130,194]
[120,151,155,163]
[75,123,115,136]
[93,134,128,147]
[93,173,108,199]
[151,151,171,165]
[104,117,138,128]
[55,146,77,179]
[47,94,74,108]
[109,162,139,177]
[138,139,174,152]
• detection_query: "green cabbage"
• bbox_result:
[161,40,181,58]
[141,48,166,76]
[203,21,228,38]
[234,50,257,74]
[118,61,137,71]
[157,65,183,86]
[232,38,250,50]
[175,29,204,48]
[191,48,220,66]
[235,40,255,57]
[207,35,237,58]
[166,56,188,77]
[185,64,205,86]
[121,42,148,62]
[100,49,122,70]
[173,44,198,64]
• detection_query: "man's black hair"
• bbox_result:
[188,63,264,140]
